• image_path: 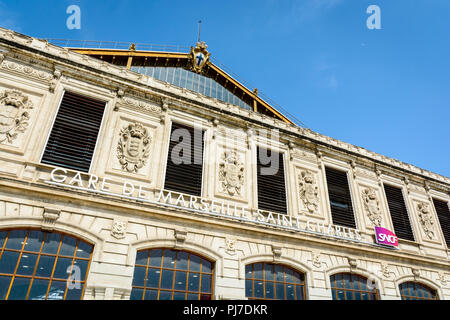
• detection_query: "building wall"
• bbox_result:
[0,28,449,300]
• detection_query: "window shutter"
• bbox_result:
[41,91,106,172]
[432,198,450,247]
[383,184,415,241]
[325,167,356,229]
[256,147,287,214]
[164,122,204,196]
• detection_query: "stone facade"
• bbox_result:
[0,27,449,300]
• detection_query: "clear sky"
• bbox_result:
[1,0,449,177]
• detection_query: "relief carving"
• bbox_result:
[111,219,127,239]
[361,188,382,227]
[416,202,436,240]
[117,122,151,173]
[218,151,244,196]
[0,89,33,144]
[298,170,319,213]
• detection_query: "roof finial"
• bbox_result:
[198,20,202,43]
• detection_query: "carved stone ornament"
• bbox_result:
[0,89,33,144]
[416,202,436,240]
[117,122,151,173]
[298,170,319,213]
[225,237,237,256]
[111,219,127,239]
[361,188,383,227]
[218,151,244,196]
[189,41,210,73]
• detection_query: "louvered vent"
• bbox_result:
[432,198,450,247]
[325,167,356,228]
[41,91,106,172]
[164,122,205,196]
[383,184,415,241]
[256,147,287,214]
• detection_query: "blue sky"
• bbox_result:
[1,0,449,177]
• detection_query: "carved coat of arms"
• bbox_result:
[0,89,33,144]
[117,122,151,173]
[111,219,127,239]
[218,151,244,196]
[361,188,382,226]
[417,202,435,240]
[298,170,319,213]
[190,41,210,73]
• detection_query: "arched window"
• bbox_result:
[399,282,438,300]
[245,262,306,300]
[330,273,379,300]
[130,248,214,300]
[0,229,93,300]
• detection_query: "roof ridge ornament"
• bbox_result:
[190,41,210,73]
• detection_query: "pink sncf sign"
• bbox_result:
[375,227,399,247]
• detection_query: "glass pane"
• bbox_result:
[0,251,20,274]
[264,264,274,281]
[345,291,354,300]
[76,242,93,259]
[5,230,26,250]
[8,277,31,300]
[52,257,73,279]
[354,292,362,300]
[146,268,160,289]
[42,233,61,254]
[202,259,212,273]
[361,292,369,300]
[245,279,253,297]
[28,279,49,300]
[360,277,368,291]
[144,289,158,300]
[275,283,285,300]
[286,284,295,300]
[337,289,345,300]
[23,231,44,252]
[47,281,66,300]
[188,273,200,292]
[159,290,172,300]
[135,251,148,266]
[265,281,274,299]
[174,271,187,291]
[294,272,303,284]
[65,286,82,300]
[187,293,198,300]
[73,259,89,280]
[275,265,284,282]
[189,255,201,272]
[285,269,294,283]
[148,249,162,267]
[296,285,304,300]
[132,266,146,287]
[201,274,211,293]
[173,291,186,300]
[162,250,176,269]
[352,274,361,290]
[254,281,264,298]
[0,276,12,300]
[344,274,352,289]
[160,269,174,289]
[253,263,263,280]
[331,288,337,300]
[245,265,252,279]
[16,253,38,276]
[335,274,343,289]
[130,288,143,300]
[0,231,7,248]
[176,252,189,270]
[35,255,56,278]
[59,236,77,257]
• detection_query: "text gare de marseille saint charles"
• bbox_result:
[47,167,363,242]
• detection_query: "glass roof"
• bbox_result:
[131,66,252,110]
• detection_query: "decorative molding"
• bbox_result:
[272,245,282,261]
[111,219,127,239]
[311,251,322,269]
[0,89,34,144]
[437,273,447,286]
[1,60,53,82]
[174,229,188,246]
[348,257,358,270]
[218,150,244,197]
[416,202,436,240]
[42,207,61,231]
[117,121,151,173]
[298,170,319,214]
[119,96,162,115]
[361,187,383,227]
[225,237,237,256]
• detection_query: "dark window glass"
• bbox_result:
[245,262,306,300]
[399,282,438,300]
[383,184,415,241]
[131,249,214,300]
[432,198,450,247]
[0,229,93,300]
[330,273,379,300]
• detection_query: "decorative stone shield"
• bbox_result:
[117,122,151,173]
[190,41,210,73]
[361,188,382,227]
[218,151,244,196]
[0,89,33,144]
[298,170,319,213]
[416,202,436,240]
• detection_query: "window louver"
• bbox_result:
[383,184,415,241]
[325,167,356,229]
[432,198,450,247]
[164,122,205,196]
[41,91,106,172]
[256,147,287,214]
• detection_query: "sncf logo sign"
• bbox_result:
[375,227,398,248]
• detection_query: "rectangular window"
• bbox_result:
[325,167,356,228]
[164,122,205,196]
[383,184,415,241]
[432,198,450,247]
[256,147,287,214]
[41,91,106,172]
